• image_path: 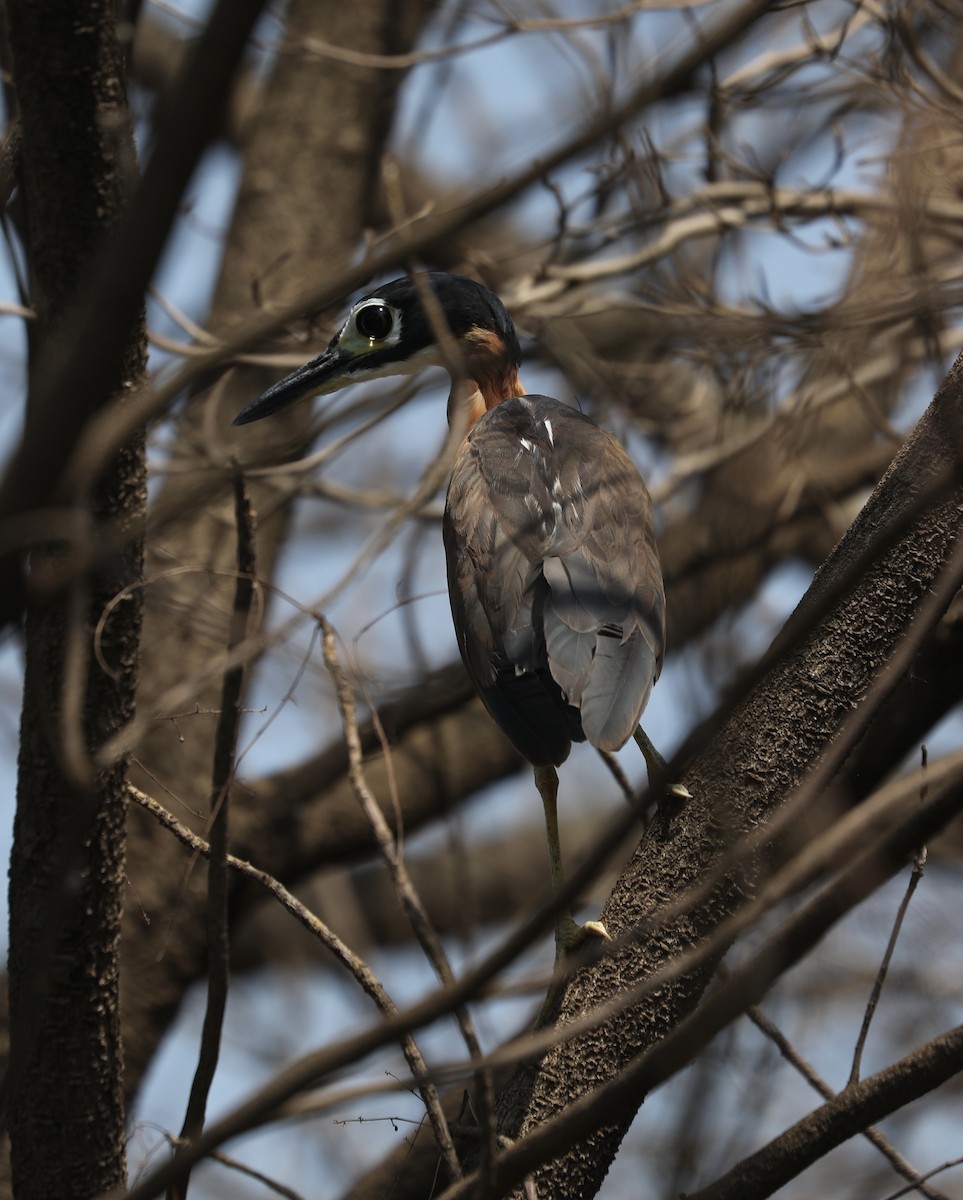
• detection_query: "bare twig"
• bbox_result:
[547,185,963,285]
[880,1155,963,1200]
[206,1150,306,1200]
[320,617,483,1180]
[686,1023,963,1200]
[0,0,272,631]
[744,1000,946,1199]
[114,742,963,1200]
[171,470,256,1199]
[850,842,929,1086]
[57,0,776,511]
[126,783,463,1187]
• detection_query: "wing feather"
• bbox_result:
[579,629,658,750]
[444,395,664,763]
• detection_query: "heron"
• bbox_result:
[234,272,683,959]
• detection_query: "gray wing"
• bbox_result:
[444,396,664,758]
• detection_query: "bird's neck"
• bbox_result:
[447,367,525,432]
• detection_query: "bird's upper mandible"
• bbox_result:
[233,272,522,427]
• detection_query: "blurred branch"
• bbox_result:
[547,184,963,285]
[56,0,776,517]
[130,15,259,145]
[116,738,963,1200]
[0,0,270,625]
[122,667,520,1097]
[320,616,486,1178]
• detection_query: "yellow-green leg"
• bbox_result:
[534,764,609,963]
[633,727,691,799]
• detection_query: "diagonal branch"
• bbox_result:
[436,760,963,1200]
[128,781,462,1186]
[743,1001,946,1200]
[687,1023,963,1200]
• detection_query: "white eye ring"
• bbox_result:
[354,301,394,342]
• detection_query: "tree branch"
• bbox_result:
[686,1024,963,1200]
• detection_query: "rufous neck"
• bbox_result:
[447,368,525,432]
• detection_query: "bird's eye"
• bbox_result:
[355,303,393,341]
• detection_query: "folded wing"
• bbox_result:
[444,396,664,766]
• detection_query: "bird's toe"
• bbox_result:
[555,914,612,959]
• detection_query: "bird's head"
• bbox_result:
[233,272,523,427]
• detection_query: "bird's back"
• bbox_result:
[444,395,664,767]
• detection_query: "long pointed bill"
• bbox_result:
[232,346,353,426]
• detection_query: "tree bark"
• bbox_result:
[4,2,146,1195]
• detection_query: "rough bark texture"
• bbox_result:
[486,354,963,1196]
[121,0,439,1100]
[4,2,146,1195]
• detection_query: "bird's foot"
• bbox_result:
[633,727,691,800]
[533,916,612,1030]
[578,918,612,944]
[554,913,611,962]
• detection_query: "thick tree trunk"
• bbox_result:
[3,2,146,1195]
